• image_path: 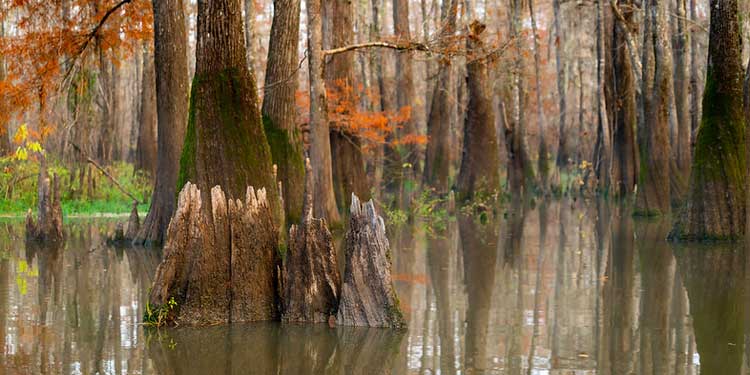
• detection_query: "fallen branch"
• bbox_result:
[68,141,141,204]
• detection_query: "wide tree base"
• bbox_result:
[146,182,279,326]
[26,164,63,243]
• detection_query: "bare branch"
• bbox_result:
[323,41,430,56]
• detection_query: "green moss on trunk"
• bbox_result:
[263,115,305,223]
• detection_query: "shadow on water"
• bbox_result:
[4,202,750,374]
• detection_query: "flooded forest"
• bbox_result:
[1,0,750,373]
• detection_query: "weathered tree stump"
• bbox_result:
[147,182,279,326]
[110,202,140,244]
[337,194,405,328]
[281,159,340,323]
[26,162,63,242]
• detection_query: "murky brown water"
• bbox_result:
[0,199,747,374]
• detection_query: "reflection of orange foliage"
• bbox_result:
[296,83,426,152]
[0,0,153,134]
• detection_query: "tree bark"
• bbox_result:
[324,0,371,209]
[423,0,458,194]
[610,0,639,198]
[262,0,305,223]
[636,0,672,215]
[135,0,190,245]
[281,159,340,323]
[147,183,280,325]
[553,0,570,171]
[177,0,280,218]
[593,0,613,192]
[673,0,691,184]
[670,0,746,240]
[135,47,158,177]
[337,194,406,328]
[457,22,500,202]
[529,0,549,193]
[0,19,9,156]
[307,0,341,225]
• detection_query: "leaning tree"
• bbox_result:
[670,0,745,240]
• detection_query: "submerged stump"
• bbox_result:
[26,162,63,242]
[146,182,279,326]
[337,194,405,329]
[281,159,340,323]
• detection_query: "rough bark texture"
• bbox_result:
[0,20,8,156]
[324,0,371,209]
[25,161,63,243]
[307,0,341,225]
[528,0,548,193]
[423,0,458,194]
[262,0,305,223]
[135,0,189,245]
[636,0,672,215]
[281,159,340,323]
[673,0,691,183]
[610,0,639,198]
[457,22,500,202]
[337,194,405,328]
[178,0,280,218]
[135,48,158,177]
[593,0,613,192]
[147,183,280,326]
[670,0,745,240]
[553,0,569,170]
[386,0,419,193]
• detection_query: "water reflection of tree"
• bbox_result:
[674,243,745,374]
[458,210,499,372]
[636,219,674,375]
[426,215,458,374]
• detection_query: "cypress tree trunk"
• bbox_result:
[610,0,639,198]
[670,0,745,240]
[390,0,419,190]
[135,0,190,245]
[553,0,569,172]
[457,22,500,202]
[636,0,672,215]
[423,0,458,194]
[324,0,371,209]
[135,48,158,177]
[262,0,305,223]
[178,0,279,215]
[674,0,691,183]
[0,20,9,156]
[307,0,341,225]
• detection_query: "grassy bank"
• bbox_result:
[0,160,151,216]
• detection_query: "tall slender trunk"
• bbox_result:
[423,0,458,194]
[243,0,258,73]
[673,0,691,178]
[553,0,569,170]
[324,0,371,210]
[636,0,672,215]
[593,0,612,192]
[134,0,190,245]
[610,0,639,198]
[307,0,341,224]
[670,0,746,240]
[529,0,548,193]
[0,19,8,156]
[262,0,305,223]
[689,0,700,149]
[135,47,158,177]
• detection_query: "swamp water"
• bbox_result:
[0,200,747,374]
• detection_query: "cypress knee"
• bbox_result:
[337,194,405,329]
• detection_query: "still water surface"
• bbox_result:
[0,200,746,374]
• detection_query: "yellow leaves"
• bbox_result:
[14,146,28,161]
[12,124,28,145]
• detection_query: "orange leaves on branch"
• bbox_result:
[324,79,417,153]
[0,0,153,131]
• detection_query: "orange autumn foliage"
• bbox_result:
[0,0,153,137]
[325,79,424,153]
